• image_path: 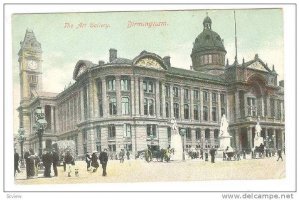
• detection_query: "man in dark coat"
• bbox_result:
[64,150,73,177]
[99,149,108,176]
[126,150,130,160]
[24,149,30,178]
[91,151,99,172]
[119,149,125,163]
[85,152,91,171]
[52,149,59,176]
[14,149,20,176]
[42,149,53,178]
[277,148,283,161]
[209,147,216,163]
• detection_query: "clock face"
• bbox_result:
[27,60,38,70]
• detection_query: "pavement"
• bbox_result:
[14,155,285,185]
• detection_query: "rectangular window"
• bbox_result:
[165,85,170,97]
[220,93,225,104]
[270,98,275,117]
[184,104,189,119]
[247,97,257,116]
[173,87,179,98]
[203,106,208,121]
[96,126,101,140]
[212,93,217,102]
[165,102,169,118]
[121,79,130,91]
[148,82,153,93]
[147,124,157,138]
[143,81,147,92]
[167,127,171,140]
[108,125,116,138]
[203,91,208,102]
[184,89,189,100]
[196,128,201,140]
[144,98,148,115]
[194,105,199,120]
[208,55,212,63]
[107,79,116,91]
[121,97,130,115]
[212,107,217,121]
[193,90,199,100]
[109,97,117,115]
[185,128,191,140]
[143,80,154,93]
[124,124,131,137]
[149,99,154,116]
[174,103,179,119]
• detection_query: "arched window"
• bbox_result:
[184,104,189,119]
[109,97,117,115]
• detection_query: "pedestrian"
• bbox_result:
[64,150,73,177]
[42,149,53,178]
[99,149,108,176]
[24,149,30,178]
[52,148,59,177]
[119,149,125,163]
[14,149,20,176]
[209,147,216,163]
[243,150,246,159]
[126,150,130,160]
[85,152,91,171]
[91,151,99,172]
[277,148,283,161]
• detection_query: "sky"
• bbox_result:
[11,9,284,133]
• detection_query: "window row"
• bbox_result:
[108,97,130,115]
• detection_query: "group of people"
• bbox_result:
[14,148,60,179]
[85,149,108,176]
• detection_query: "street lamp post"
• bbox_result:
[18,127,26,167]
[33,106,48,157]
[180,128,186,161]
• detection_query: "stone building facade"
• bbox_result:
[17,16,285,157]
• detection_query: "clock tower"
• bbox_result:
[18,29,43,134]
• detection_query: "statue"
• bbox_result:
[171,118,178,132]
[255,121,262,137]
[220,114,229,137]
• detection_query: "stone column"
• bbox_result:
[130,78,135,116]
[261,97,265,117]
[170,84,174,118]
[134,76,140,116]
[280,101,284,122]
[101,79,107,118]
[101,125,108,150]
[116,76,121,116]
[139,78,144,116]
[93,79,99,118]
[274,99,278,119]
[281,129,285,149]
[200,90,203,122]
[191,88,194,120]
[88,80,94,119]
[155,80,160,118]
[180,87,184,120]
[201,129,205,148]
[247,127,253,149]
[217,92,221,123]
[273,128,277,149]
[266,96,271,117]
[87,129,96,153]
[161,82,166,118]
[191,128,196,147]
[210,129,215,147]
[235,91,240,121]
[80,88,85,121]
[51,106,55,133]
[209,91,212,122]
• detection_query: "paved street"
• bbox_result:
[15,156,285,185]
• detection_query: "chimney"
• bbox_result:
[98,60,105,65]
[279,80,284,87]
[109,48,117,62]
[163,56,171,67]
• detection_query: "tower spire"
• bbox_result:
[234,10,238,64]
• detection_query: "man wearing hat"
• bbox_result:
[99,149,108,176]
[85,152,91,171]
[52,148,59,176]
[91,151,99,172]
[42,148,53,178]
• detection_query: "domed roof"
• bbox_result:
[192,16,226,54]
[203,16,212,25]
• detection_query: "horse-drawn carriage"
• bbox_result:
[135,148,172,162]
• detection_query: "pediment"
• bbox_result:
[247,61,269,72]
[136,58,164,70]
